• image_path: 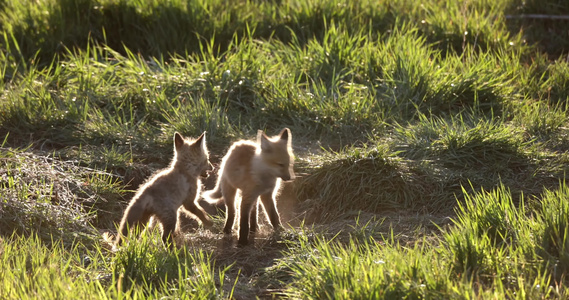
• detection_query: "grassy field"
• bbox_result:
[1,0,569,298]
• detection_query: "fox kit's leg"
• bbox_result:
[181,198,213,228]
[249,200,259,233]
[221,180,238,234]
[116,201,152,245]
[259,191,283,231]
[238,193,260,246]
[155,212,177,247]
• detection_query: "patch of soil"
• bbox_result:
[178,176,456,299]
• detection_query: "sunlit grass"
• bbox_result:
[1,0,569,298]
[284,184,568,299]
[0,233,232,300]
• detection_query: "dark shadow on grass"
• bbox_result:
[419,23,492,58]
[5,0,421,67]
[505,0,569,58]
[0,101,80,150]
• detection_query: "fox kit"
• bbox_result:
[205,128,295,246]
[115,132,213,247]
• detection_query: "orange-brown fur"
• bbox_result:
[115,132,213,247]
[205,128,295,246]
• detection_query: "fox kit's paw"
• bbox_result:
[223,226,233,235]
[202,218,214,229]
[101,231,121,251]
[237,239,249,247]
[237,231,256,247]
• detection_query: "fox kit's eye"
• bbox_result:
[277,163,286,168]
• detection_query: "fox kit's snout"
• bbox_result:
[201,161,214,178]
[258,128,295,182]
[205,128,295,246]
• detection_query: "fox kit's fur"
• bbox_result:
[205,128,295,246]
[115,132,213,247]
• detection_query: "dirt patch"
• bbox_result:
[178,176,456,299]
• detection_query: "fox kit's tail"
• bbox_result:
[203,185,223,203]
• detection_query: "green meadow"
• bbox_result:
[1,0,569,298]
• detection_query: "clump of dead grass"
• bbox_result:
[296,144,443,222]
[0,147,126,247]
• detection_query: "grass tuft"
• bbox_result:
[297,144,440,220]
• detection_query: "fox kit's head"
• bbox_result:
[173,132,213,178]
[258,128,295,181]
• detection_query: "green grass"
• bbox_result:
[283,184,568,299]
[1,0,569,298]
[0,232,233,299]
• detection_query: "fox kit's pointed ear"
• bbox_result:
[195,131,206,148]
[280,128,292,148]
[258,130,272,152]
[279,128,291,141]
[174,132,184,149]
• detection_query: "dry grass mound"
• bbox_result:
[296,145,444,222]
[0,147,125,246]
